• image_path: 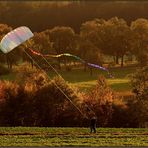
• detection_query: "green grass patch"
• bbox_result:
[0,66,136,93]
[48,66,134,93]
[0,127,147,146]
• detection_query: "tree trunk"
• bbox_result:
[6,57,12,69]
[84,63,87,72]
[90,68,93,76]
[116,55,119,64]
[113,56,116,63]
[7,60,9,69]
[73,61,76,66]
[121,55,124,67]
[10,63,12,69]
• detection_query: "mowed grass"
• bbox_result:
[0,66,136,94]
[48,66,135,94]
[0,127,147,146]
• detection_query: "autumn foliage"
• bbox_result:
[0,67,147,127]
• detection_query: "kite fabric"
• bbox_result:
[0,26,34,53]
[29,48,113,77]
[29,48,85,62]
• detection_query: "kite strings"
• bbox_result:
[23,48,88,119]
[39,52,96,116]
[28,48,99,116]
[28,48,113,78]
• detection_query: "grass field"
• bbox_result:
[0,127,147,146]
[62,66,134,94]
[0,66,136,95]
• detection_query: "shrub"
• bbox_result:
[131,66,148,100]
[111,97,130,127]
[32,76,82,126]
[0,80,26,126]
[0,66,84,127]
[130,66,148,126]
[15,62,39,84]
[82,75,114,127]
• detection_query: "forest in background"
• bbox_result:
[1,1,148,32]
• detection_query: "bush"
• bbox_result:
[15,62,39,84]
[1,65,83,126]
[0,80,26,126]
[111,97,130,127]
[2,67,147,127]
[81,75,114,127]
[131,66,148,100]
[32,76,82,126]
[130,66,148,126]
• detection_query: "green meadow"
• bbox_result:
[0,127,147,146]
[0,66,135,95]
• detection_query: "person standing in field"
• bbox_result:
[90,115,97,133]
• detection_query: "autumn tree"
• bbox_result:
[0,80,26,126]
[22,31,53,69]
[33,76,81,126]
[130,66,148,126]
[82,75,114,127]
[80,19,104,74]
[130,18,148,66]
[78,39,103,75]
[31,32,52,53]
[80,17,131,67]
[80,19,105,54]
[49,26,76,70]
[17,67,83,126]
[93,17,131,66]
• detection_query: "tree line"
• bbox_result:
[0,17,148,71]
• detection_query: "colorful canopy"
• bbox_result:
[0,26,34,53]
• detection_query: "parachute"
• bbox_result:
[0,26,33,53]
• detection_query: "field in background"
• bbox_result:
[0,66,136,95]
[0,127,147,146]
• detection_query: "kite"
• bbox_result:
[29,48,113,77]
[0,26,33,53]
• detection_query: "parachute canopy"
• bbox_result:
[0,26,34,53]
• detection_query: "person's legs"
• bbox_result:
[93,125,96,133]
[90,126,93,133]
